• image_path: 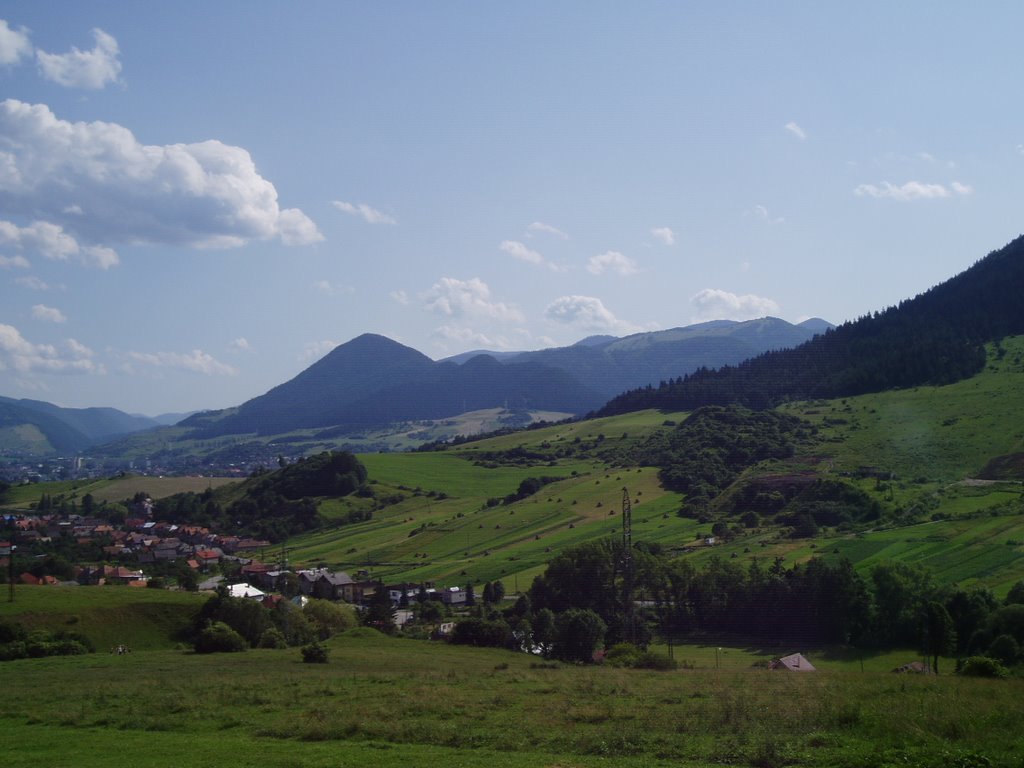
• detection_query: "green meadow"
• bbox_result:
[1,623,1021,768]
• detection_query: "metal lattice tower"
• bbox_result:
[621,488,634,644]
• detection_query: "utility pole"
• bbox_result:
[621,488,634,645]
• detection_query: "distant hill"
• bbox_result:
[600,234,1024,415]
[0,396,161,454]
[184,334,607,439]
[445,317,828,399]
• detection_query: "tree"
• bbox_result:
[304,599,356,640]
[552,608,606,663]
[921,601,956,674]
[532,608,556,656]
[362,584,396,634]
[465,582,476,607]
[195,621,247,653]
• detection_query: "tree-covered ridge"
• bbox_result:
[616,405,815,503]
[598,234,1024,415]
[153,451,368,541]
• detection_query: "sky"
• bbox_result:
[1,2,1023,416]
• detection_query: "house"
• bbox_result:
[340,580,377,604]
[314,571,354,601]
[768,652,816,671]
[227,583,265,600]
[439,586,467,606]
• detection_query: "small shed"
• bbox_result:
[768,652,816,672]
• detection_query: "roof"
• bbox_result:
[769,653,816,672]
[227,583,265,599]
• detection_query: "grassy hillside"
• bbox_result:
[1,474,237,511]
[0,587,203,650]
[281,341,1024,596]
[1,629,1021,767]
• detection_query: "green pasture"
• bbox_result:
[0,586,203,650]
[1,629,1022,768]
[1,474,237,510]
[786,337,1024,483]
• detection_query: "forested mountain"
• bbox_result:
[0,396,160,454]
[599,235,1024,415]
[185,334,607,438]
[444,317,828,398]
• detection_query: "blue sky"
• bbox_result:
[1,2,1022,415]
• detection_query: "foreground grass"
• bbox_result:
[2,629,1022,767]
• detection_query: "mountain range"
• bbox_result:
[0,317,829,456]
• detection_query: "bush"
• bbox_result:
[958,656,1009,678]
[258,627,288,649]
[987,634,1019,665]
[633,651,678,670]
[301,642,329,663]
[194,621,247,654]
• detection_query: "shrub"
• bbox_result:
[633,651,678,670]
[194,621,247,654]
[301,642,329,663]
[258,627,288,649]
[958,656,1009,678]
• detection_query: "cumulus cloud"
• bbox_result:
[650,227,675,245]
[390,289,409,305]
[422,277,524,322]
[0,219,120,269]
[690,288,780,322]
[332,200,397,225]
[15,275,54,291]
[526,221,568,240]
[127,349,237,376]
[0,99,322,249]
[230,337,251,352]
[544,295,639,334]
[299,340,339,362]
[853,180,973,201]
[499,240,566,272]
[36,28,121,89]
[0,323,99,374]
[0,20,32,66]
[433,324,506,349]
[785,121,807,140]
[587,251,637,276]
[31,304,65,323]
[0,254,29,269]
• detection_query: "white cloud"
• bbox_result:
[0,99,322,249]
[753,205,784,224]
[650,227,675,246]
[230,337,251,352]
[312,279,352,296]
[785,122,807,140]
[853,180,973,201]
[299,340,338,362]
[499,240,566,272]
[332,200,397,225]
[433,325,506,349]
[31,304,65,323]
[0,220,121,269]
[127,349,237,376]
[690,288,780,322]
[587,250,637,276]
[0,20,32,66]
[15,275,53,291]
[36,28,121,89]
[0,254,29,269]
[390,289,409,305]
[422,277,524,322]
[0,323,99,374]
[525,221,568,240]
[544,295,639,334]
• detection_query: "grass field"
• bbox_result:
[0,585,203,650]
[1,474,237,510]
[1,627,1021,768]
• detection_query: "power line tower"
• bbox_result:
[621,488,634,644]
